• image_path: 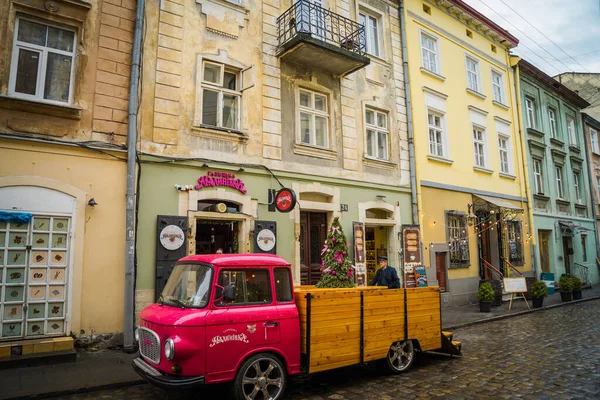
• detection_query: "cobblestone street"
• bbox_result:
[53,302,600,400]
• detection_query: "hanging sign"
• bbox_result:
[256,229,276,252]
[402,225,421,264]
[275,188,297,213]
[159,225,185,250]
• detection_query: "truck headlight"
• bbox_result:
[134,328,139,342]
[164,338,175,360]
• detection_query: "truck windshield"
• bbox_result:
[159,263,213,308]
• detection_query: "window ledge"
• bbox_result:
[449,263,470,269]
[556,198,571,206]
[575,202,587,209]
[0,95,82,120]
[550,137,565,147]
[499,172,516,180]
[427,155,453,165]
[293,143,337,161]
[569,144,581,153]
[466,88,486,100]
[533,193,550,201]
[191,125,249,142]
[363,155,397,170]
[527,127,545,138]
[367,54,391,67]
[492,100,509,110]
[473,166,493,174]
[420,67,446,82]
[198,0,250,14]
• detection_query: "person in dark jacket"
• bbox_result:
[370,256,400,289]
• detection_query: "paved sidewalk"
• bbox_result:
[1,286,599,400]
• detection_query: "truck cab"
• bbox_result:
[133,254,301,399]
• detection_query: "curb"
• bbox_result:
[442,295,600,331]
[2,379,147,400]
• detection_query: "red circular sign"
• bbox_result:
[275,188,297,213]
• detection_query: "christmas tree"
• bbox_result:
[315,217,355,288]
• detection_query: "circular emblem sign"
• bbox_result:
[275,188,297,213]
[256,229,276,252]
[159,225,185,251]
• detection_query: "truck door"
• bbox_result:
[205,268,280,379]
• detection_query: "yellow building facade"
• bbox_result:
[402,0,533,305]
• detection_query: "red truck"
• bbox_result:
[133,254,461,400]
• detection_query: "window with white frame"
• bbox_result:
[525,97,536,129]
[548,107,558,138]
[472,127,486,168]
[591,128,600,153]
[427,111,445,157]
[9,17,77,104]
[359,11,380,57]
[533,159,544,195]
[465,56,480,93]
[556,166,565,199]
[596,175,600,200]
[421,32,439,74]
[365,108,389,160]
[491,70,504,104]
[498,135,510,174]
[298,89,329,147]
[200,60,240,130]
[567,117,577,146]
[574,172,581,202]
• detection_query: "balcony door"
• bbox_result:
[296,0,326,40]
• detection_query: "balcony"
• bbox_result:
[276,0,370,76]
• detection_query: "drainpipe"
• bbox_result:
[123,0,145,352]
[511,58,538,277]
[581,114,600,254]
[398,0,418,225]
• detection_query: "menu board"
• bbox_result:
[402,225,421,264]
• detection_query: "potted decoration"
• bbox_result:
[571,276,583,300]
[477,282,495,312]
[558,275,573,302]
[530,280,548,308]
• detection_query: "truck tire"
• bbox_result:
[233,353,287,400]
[382,340,414,374]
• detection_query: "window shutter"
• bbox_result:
[241,66,255,91]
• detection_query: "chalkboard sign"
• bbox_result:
[503,277,527,293]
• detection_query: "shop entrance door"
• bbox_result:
[562,236,572,275]
[435,252,447,292]
[300,212,327,285]
[539,230,550,273]
[195,220,239,254]
[478,218,493,280]
[0,216,70,341]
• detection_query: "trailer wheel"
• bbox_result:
[384,340,414,373]
[233,353,286,400]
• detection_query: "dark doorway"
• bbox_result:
[539,230,551,273]
[562,236,572,275]
[478,214,493,280]
[435,252,448,292]
[300,212,327,285]
[196,220,239,254]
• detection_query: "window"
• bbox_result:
[427,111,445,157]
[548,108,558,138]
[359,11,380,57]
[9,17,77,104]
[597,175,600,200]
[507,220,523,265]
[567,117,577,146]
[447,213,469,267]
[533,159,544,195]
[498,135,510,174]
[365,108,389,160]
[492,71,504,104]
[298,89,329,147]
[591,128,600,153]
[465,56,480,93]
[581,235,588,262]
[574,172,581,202]
[421,32,439,74]
[472,127,486,168]
[215,269,271,306]
[200,61,240,130]
[274,268,293,302]
[525,97,536,129]
[556,166,565,199]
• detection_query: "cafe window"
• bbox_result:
[507,220,524,265]
[215,269,271,306]
[447,212,469,267]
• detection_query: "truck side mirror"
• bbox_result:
[223,284,236,302]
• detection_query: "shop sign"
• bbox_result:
[353,222,367,287]
[256,229,276,252]
[159,225,185,251]
[175,171,247,194]
[402,225,421,264]
[275,188,297,213]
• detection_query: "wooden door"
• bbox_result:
[562,236,572,275]
[479,218,493,280]
[539,231,550,273]
[300,212,327,285]
[435,252,447,292]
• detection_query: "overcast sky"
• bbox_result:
[461,0,600,76]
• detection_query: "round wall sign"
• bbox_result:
[256,229,276,252]
[159,225,185,250]
[275,188,297,213]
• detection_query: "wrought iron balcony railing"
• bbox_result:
[277,0,367,57]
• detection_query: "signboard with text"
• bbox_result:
[353,221,367,287]
[402,225,421,265]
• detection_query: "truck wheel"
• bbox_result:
[233,353,286,400]
[384,340,414,373]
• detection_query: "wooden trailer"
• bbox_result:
[294,286,460,374]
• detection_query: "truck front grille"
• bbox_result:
[138,327,160,364]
